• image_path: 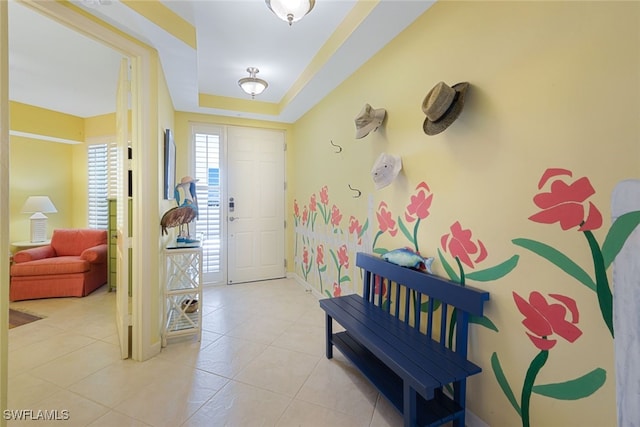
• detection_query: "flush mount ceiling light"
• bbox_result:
[265,0,315,26]
[238,67,268,98]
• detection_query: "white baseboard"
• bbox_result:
[287,272,325,299]
[466,409,490,427]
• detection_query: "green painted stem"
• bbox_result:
[521,349,549,427]
[448,258,466,349]
[455,257,466,286]
[583,230,614,337]
[413,218,421,253]
[372,231,382,251]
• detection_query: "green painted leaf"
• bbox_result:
[421,298,442,312]
[318,266,327,273]
[602,210,640,269]
[438,249,460,283]
[491,352,521,416]
[512,238,596,291]
[466,255,519,282]
[340,275,351,283]
[532,368,606,400]
[359,219,370,238]
[398,217,414,246]
[324,290,332,298]
[469,314,499,332]
[373,247,388,255]
[329,250,339,269]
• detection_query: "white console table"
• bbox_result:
[162,246,203,347]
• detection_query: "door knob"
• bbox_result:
[229,216,237,222]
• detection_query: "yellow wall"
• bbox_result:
[290,2,639,426]
[10,101,84,142]
[8,135,73,244]
[8,102,83,245]
[8,103,119,241]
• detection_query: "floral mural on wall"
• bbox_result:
[513,168,640,338]
[490,167,640,427]
[293,168,639,427]
[293,185,368,299]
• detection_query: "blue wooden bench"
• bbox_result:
[319,252,489,427]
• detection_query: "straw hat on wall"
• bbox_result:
[422,81,469,135]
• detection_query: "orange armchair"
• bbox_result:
[10,229,108,301]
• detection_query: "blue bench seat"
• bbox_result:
[319,252,489,427]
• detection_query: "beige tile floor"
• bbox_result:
[7,278,404,426]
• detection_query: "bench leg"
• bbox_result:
[403,383,417,427]
[453,379,466,427]
[325,313,333,359]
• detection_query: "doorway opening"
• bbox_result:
[189,124,286,286]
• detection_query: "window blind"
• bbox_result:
[87,143,116,229]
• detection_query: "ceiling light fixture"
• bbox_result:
[238,67,268,98]
[265,0,315,26]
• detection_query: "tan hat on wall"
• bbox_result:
[422,81,469,135]
[354,104,386,139]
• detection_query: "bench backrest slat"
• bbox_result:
[357,252,489,316]
[426,297,434,338]
[357,252,490,356]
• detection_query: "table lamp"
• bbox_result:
[21,196,57,242]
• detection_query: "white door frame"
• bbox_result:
[17,0,159,361]
[1,2,10,424]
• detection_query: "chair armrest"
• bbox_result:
[81,244,108,264]
[12,246,56,263]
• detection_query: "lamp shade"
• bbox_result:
[21,196,57,214]
[266,0,315,26]
[238,67,268,98]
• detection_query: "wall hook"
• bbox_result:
[330,139,342,153]
[348,184,362,198]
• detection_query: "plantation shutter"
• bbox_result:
[194,131,222,276]
[87,142,117,229]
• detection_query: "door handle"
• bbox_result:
[229,216,237,222]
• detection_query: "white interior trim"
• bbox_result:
[20,0,158,362]
[9,130,82,144]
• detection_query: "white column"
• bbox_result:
[612,179,640,427]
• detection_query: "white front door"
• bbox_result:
[115,58,130,359]
[226,126,285,284]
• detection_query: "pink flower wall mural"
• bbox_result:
[316,244,326,294]
[438,220,519,345]
[491,291,606,427]
[371,182,517,337]
[329,244,350,298]
[372,201,397,252]
[293,185,366,298]
[398,182,433,254]
[490,166,640,426]
[513,168,640,338]
[292,169,640,426]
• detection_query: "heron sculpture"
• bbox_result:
[160,176,199,243]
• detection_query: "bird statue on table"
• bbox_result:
[160,176,200,244]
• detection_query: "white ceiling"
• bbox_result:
[8,0,433,123]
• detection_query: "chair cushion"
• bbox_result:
[10,256,89,276]
[51,229,107,256]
